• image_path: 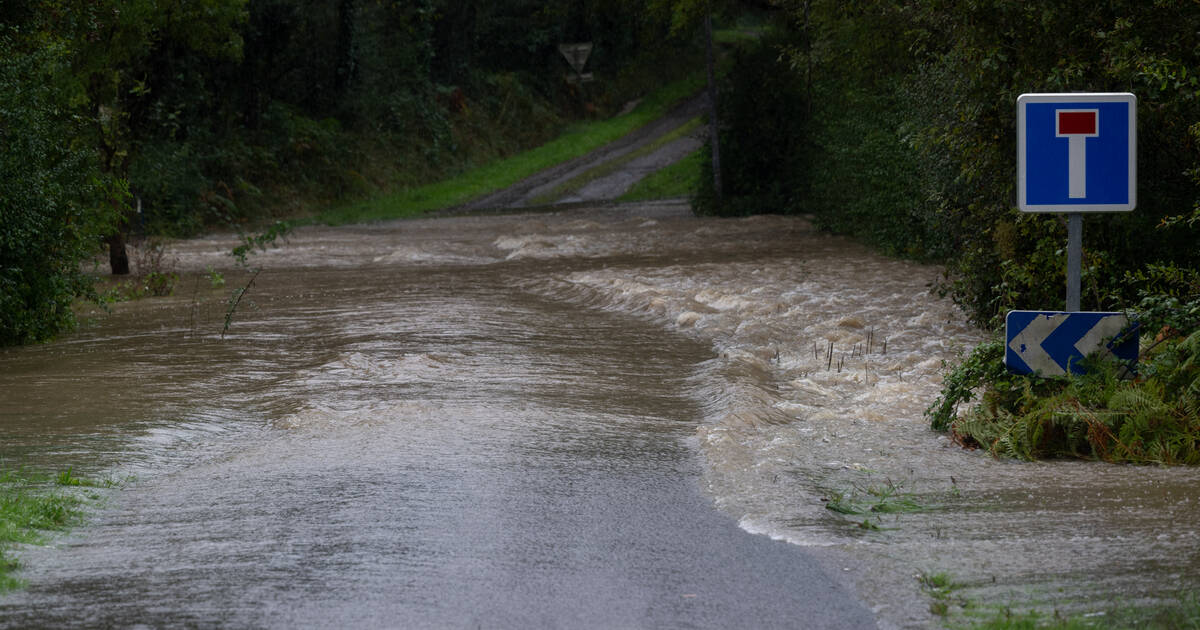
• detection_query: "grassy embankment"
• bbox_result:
[0,468,116,590]
[314,73,706,225]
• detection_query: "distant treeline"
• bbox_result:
[0,0,697,345]
[701,1,1200,329]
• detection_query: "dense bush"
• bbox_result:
[694,32,810,216]
[926,263,1200,462]
[706,1,1199,328]
[0,35,119,344]
[900,0,1200,328]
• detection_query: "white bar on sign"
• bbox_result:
[1068,135,1086,198]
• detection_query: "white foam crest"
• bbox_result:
[737,516,848,547]
[297,351,466,390]
[493,234,594,260]
[274,400,444,431]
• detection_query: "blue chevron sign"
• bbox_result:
[1005,311,1138,376]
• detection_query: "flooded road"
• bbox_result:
[0,204,876,628]
[2,201,1199,628]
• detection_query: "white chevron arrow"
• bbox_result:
[1073,314,1129,362]
[1008,313,1069,376]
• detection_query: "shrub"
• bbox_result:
[694,33,810,216]
[0,35,118,345]
[928,285,1200,464]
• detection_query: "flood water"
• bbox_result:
[2,201,1198,628]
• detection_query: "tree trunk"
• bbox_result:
[334,0,358,98]
[705,12,723,199]
[106,233,130,275]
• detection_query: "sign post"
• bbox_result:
[1010,92,1138,375]
[1066,213,1082,311]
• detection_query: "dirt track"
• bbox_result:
[451,93,708,212]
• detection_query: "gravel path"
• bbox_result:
[452,93,708,212]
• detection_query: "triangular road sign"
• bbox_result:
[558,43,593,75]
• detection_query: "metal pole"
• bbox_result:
[1066,212,1082,311]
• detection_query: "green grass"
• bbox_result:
[0,468,115,590]
[314,72,706,225]
[619,147,704,202]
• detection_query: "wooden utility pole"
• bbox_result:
[705,11,722,199]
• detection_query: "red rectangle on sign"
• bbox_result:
[1058,111,1097,135]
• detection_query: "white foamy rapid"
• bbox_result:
[487,204,1200,625]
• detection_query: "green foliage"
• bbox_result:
[710,1,1200,329]
[694,30,810,216]
[929,320,1200,464]
[804,84,943,259]
[0,32,118,345]
[897,0,1200,327]
[231,220,293,267]
[927,338,1009,433]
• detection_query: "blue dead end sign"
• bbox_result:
[1005,311,1138,376]
[1018,93,1136,212]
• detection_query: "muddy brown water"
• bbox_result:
[2,202,1198,628]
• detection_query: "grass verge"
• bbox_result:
[0,467,116,590]
[619,147,704,202]
[927,325,1200,464]
[314,72,706,225]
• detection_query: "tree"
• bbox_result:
[43,0,246,273]
[0,30,119,344]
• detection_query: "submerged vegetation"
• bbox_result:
[823,478,933,533]
[967,599,1200,630]
[921,569,1200,629]
[0,468,116,590]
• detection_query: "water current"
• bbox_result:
[1,201,1198,628]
